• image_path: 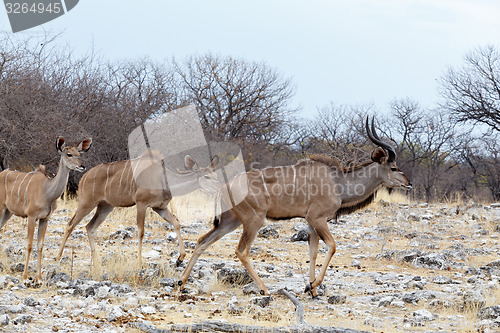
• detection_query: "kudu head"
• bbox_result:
[366,117,412,189]
[179,154,220,193]
[56,137,93,172]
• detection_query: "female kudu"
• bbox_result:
[56,153,219,267]
[0,137,92,284]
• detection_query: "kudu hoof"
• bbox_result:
[175,259,183,267]
[260,290,266,296]
[177,280,183,286]
[304,283,313,293]
[24,277,41,289]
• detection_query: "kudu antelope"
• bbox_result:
[56,152,219,267]
[178,117,411,296]
[0,137,92,284]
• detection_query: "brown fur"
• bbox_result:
[308,154,374,173]
[308,155,379,219]
[35,164,50,177]
[307,154,342,169]
[335,192,376,219]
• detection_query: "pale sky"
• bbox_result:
[1,0,499,118]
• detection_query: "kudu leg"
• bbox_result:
[56,204,95,260]
[153,207,186,265]
[305,217,336,292]
[36,218,48,284]
[0,208,12,230]
[85,203,114,268]
[23,216,37,282]
[178,210,241,290]
[136,203,147,267]
[235,218,267,295]
[307,223,320,297]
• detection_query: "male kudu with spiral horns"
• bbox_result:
[178,117,411,297]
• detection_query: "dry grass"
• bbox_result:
[374,188,411,205]
[169,189,215,223]
[51,190,216,285]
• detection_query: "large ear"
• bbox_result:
[209,155,219,170]
[371,147,387,164]
[56,137,65,152]
[184,155,199,171]
[76,138,92,153]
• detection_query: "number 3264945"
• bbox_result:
[5,2,62,14]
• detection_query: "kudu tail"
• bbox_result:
[213,187,222,227]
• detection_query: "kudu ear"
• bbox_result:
[209,155,219,170]
[76,138,92,153]
[56,137,66,152]
[184,155,199,171]
[371,147,387,164]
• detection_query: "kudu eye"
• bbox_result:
[390,167,397,172]
[66,153,73,157]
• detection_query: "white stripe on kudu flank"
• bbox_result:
[10,173,21,199]
[80,172,88,192]
[92,170,97,197]
[247,200,259,218]
[4,171,13,197]
[131,159,141,193]
[24,174,35,205]
[260,172,270,198]
[17,173,30,200]
[126,161,133,194]
[308,163,312,203]
[118,161,129,190]
[104,165,110,199]
[304,164,309,204]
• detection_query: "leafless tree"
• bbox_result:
[439,45,500,201]
[88,58,177,163]
[386,99,426,176]
[397,110,463,201]
[309,103,370,167]
[440,45,500,132]
[2,33,498,203]
[172,54,298,145]
[480,134,500,201]
[462,133,500,201]
[0,34,176,191]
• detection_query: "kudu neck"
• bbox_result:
[45,155,70,203]
[337,162,383,203]
[164,169,206,197]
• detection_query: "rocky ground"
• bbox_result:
[0,193,500,332]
